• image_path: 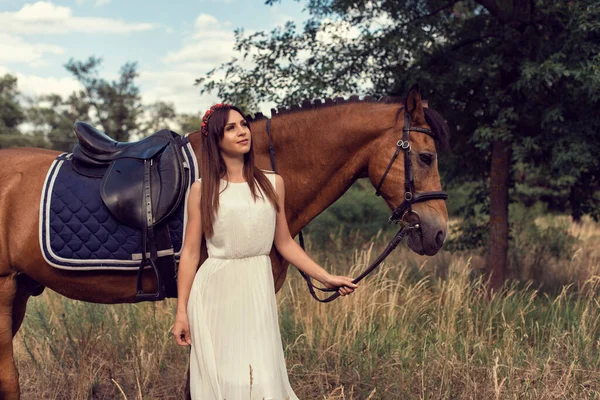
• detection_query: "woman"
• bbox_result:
[172,103,358,399]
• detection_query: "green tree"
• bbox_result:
[197,0,600,290]
[25,92,91,151]
[141,101,177,136]
[0,74,49,149]
[65,56,143,142]
[177,113,203,135]
[0,74,25,135]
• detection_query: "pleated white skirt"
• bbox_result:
[187,254,299,400]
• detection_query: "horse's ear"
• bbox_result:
[404,84,425,124]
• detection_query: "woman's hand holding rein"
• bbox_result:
[322,274,358,296]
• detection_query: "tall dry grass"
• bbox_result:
[13,217,600,399]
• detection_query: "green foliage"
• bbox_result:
[176,112,203,135]
[508,203,579,291]
[0,133,49,149]
[142,101,177,135]
[65,56,143,142]
[198,0,600,225]
[0,73,54,149]
[0,74,25,136]
[24,93,89,151]
[446,185,579,263]
[445,216,489,252]
[15,57,168,150]
[303,179,398,249]
[444,181,490,251]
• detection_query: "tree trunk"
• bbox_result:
[570,184,583,224]
[486,139,511,293]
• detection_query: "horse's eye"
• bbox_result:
[419,153,434,166]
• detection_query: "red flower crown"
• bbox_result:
[201,103,231,136]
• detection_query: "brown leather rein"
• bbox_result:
[264,107,448,303]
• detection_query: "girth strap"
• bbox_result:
[136,159,165,301]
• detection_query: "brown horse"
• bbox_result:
[0,86,449,398]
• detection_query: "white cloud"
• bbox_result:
[162,13,235,66]
[0,1,155,34]
[194,13,219,28]
[18,74,82,98]
[75,0,110,5]
[139,12,302,115]
[14,1,71,21]
[0,66,83,99]
[138,70,219,115]
[0,33,63,65]
[75,0,112,6]
[138,12,299,115]
[135,13,237,114]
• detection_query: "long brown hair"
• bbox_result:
[199,105,280,238]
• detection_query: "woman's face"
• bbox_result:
[219,109,251,157]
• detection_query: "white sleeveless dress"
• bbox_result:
[187,171,299,400]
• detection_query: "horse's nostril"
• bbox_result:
[436,230,446,247]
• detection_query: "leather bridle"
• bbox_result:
[374,109,449,224]
[265,107,448,303]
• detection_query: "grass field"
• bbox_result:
[13,217,600,399]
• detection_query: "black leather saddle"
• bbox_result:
[72,121,188,301]
[74,122,174,165]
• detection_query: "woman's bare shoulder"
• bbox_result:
[273,173,284,192]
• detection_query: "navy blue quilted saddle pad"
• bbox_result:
[39,140,198,270]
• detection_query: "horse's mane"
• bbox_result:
[246,95,451,149]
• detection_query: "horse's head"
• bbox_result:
[368,85,449,256]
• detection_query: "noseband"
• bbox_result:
[264,107,448,303]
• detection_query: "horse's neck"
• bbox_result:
[256,103,397,235]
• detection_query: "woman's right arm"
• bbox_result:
[172,180,202,346]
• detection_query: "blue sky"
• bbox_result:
[0,0,308,114]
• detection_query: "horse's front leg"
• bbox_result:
[0,272,20,399]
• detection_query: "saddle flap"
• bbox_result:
[99,144,186,229]
[152,145,186,225]
[100,158,146,228]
